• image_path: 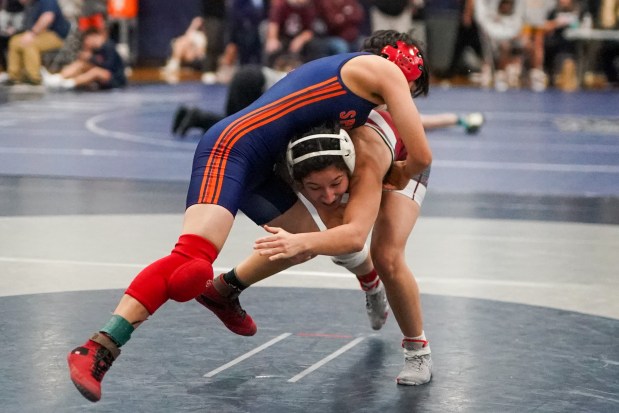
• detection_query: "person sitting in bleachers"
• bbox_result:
[161,16,206,84]
[264,0,321,65]
[474,0,525,91]
[543,0,581,91]
[42,26,126,90]
[3,0,70,85]
[313,0,366,56]
[598,0,619,87]
[0,0,25,82]
[520,0,556,91]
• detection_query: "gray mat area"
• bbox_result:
[2,175,618,224]
[2,288,617,412]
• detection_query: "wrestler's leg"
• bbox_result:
[371,191,432,385]
[371,192,423,338]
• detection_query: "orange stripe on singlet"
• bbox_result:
[203,85,346,203]
[197,77,340,202]
[198,77,346,203]
[208,88,348,203]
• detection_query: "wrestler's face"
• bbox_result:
[300,165,349,210]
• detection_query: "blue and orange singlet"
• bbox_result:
[187,52,378,217]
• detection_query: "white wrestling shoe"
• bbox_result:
[365,283,389,330]
[396,338,432,386]
[461,112,485,134]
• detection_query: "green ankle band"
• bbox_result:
[100,315,134,347]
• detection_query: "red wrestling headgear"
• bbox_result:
[381,40,424,82]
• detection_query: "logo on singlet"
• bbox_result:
[339,110,357,129]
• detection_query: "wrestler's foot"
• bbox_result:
[365,282,389,330]
[461,112,485,134]
[396,338,432,386]
[196,276,257,336]
[67,332,120,402]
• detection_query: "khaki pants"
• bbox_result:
[7,31,64,83]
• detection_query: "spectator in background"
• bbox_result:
[521,0,556,92]
[543,0,581,91]
[314,0,365,55]
[475,0,525,91]
[42,0,109,73]
[200,0,227,84]
[0,0,25,81]
[161,16,206,84]
[369,0,413,33]
[3,0,70,85]
[77,0,107,32]
[443,0,485,80]
[599,0,619,87]
[205,0,267,85]
[356,0,373,37]
[226,0,265,66]
[264,0,319,66]
[43,27,126,90]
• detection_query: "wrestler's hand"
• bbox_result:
[383,160,410,190]
[254,225,314,263]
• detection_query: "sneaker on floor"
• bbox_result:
[461,112,485,134]
[57,78,76,90]
[43,73,63,88]
[365,283,389,330]
[529,68,547,92]
[196,277,257,336]
[396,338,432,386]
[201,71,217,85]
[494,70,509,92]
[67,333,120,402]
[0,77,17,86]
[162,71,179,84]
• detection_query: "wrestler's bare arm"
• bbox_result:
[255,126,391,260]
[340,55,432,179]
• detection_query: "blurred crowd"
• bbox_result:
[0,0,125,90]
[1,0,618,92]
[161,0,619,91]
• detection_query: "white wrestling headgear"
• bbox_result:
[286,129,356,177]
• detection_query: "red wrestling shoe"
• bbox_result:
[196,276,257,336]
[67,333,120,402]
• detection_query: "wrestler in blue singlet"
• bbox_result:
[186,52,378,224]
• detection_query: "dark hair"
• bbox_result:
[81,27,105,40]
[289,122,350,182]
[361,30,430,98]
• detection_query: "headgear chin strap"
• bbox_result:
[381,40,424,82]
[287,129,356,177]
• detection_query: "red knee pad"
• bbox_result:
[168,258,213,302]
[126,234,218,314]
